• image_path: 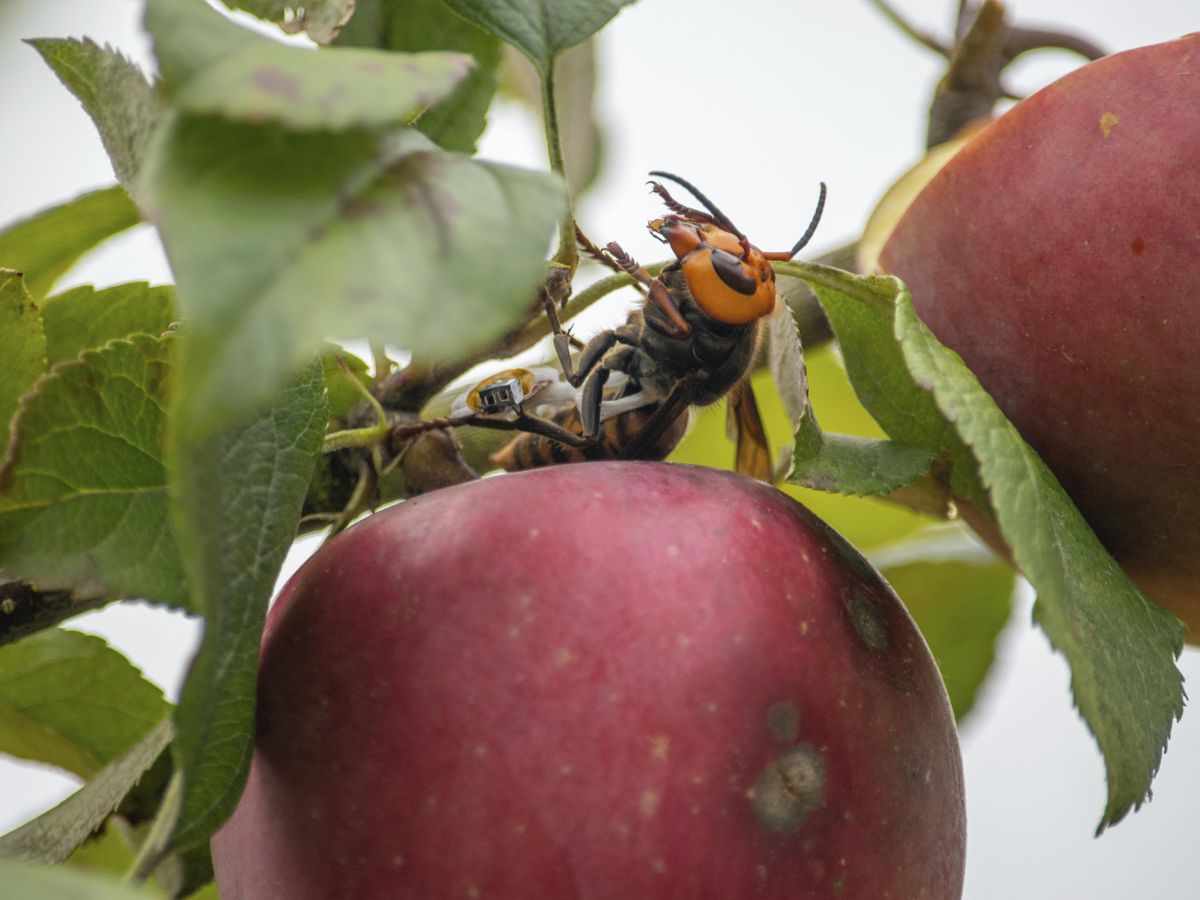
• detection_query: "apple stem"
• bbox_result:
[324,356,393,455]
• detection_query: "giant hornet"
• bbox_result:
[395,173,826,479]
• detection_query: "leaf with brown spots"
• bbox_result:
[147,0,471,130]
[142,120,563,438]
[336,0,504,154]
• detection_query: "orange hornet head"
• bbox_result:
[646,172,828,326]
[648,217,776,324]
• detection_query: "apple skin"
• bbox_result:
[211,462,965,899]
[878,34,1200,628]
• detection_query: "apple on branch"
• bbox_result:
[211,462,966,899]
[867,33,1200,631]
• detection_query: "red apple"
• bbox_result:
[877,34,1200,629]
[211,462,965,899]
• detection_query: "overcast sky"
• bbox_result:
[1,2,1198,897]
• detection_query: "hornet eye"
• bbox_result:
[709,249,757,296]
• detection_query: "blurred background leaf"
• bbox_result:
[0,188,142,298]
[499,41,602,196]
[870,530,1015,721]
[671,346,929,549]
[0,856,159,899]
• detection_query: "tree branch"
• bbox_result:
[864,0,950,55]
[0,580,108,646]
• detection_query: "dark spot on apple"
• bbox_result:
[1131,236,1145,255]
[751,745,825,833]
[766,701,800,743]
[815,522,878,585]
[253,67,301,101]
[845,590,889,650]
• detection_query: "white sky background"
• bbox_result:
[1,1,1199,897]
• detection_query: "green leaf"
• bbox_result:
[761,299,808,429]
[0,717,172,865]
[336,0,503,154]
[791,410,937,496]
[0,271,46,453]
[141,117,563,437]
[778,262,986,511]
[772,345,929,551]
[0,629,168,778]
[50,753,217,898]
[153,841,216,900]
[0,334,188,608]
[871,529,1014,721]
[321,344,372,420]
[220,0,356,44]
[0,857,159,900]
[444,0,635,73]
[892,287,1185,830]
[29,40,160,191]
[63,825,141,877]
[146,0,472,130]
[167,360,327,851]
[42,283,176,366]
[0,188,142,300]
[768,270,942,501]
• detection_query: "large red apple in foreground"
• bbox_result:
[212,462,965,899]
[877,34,1200,628]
